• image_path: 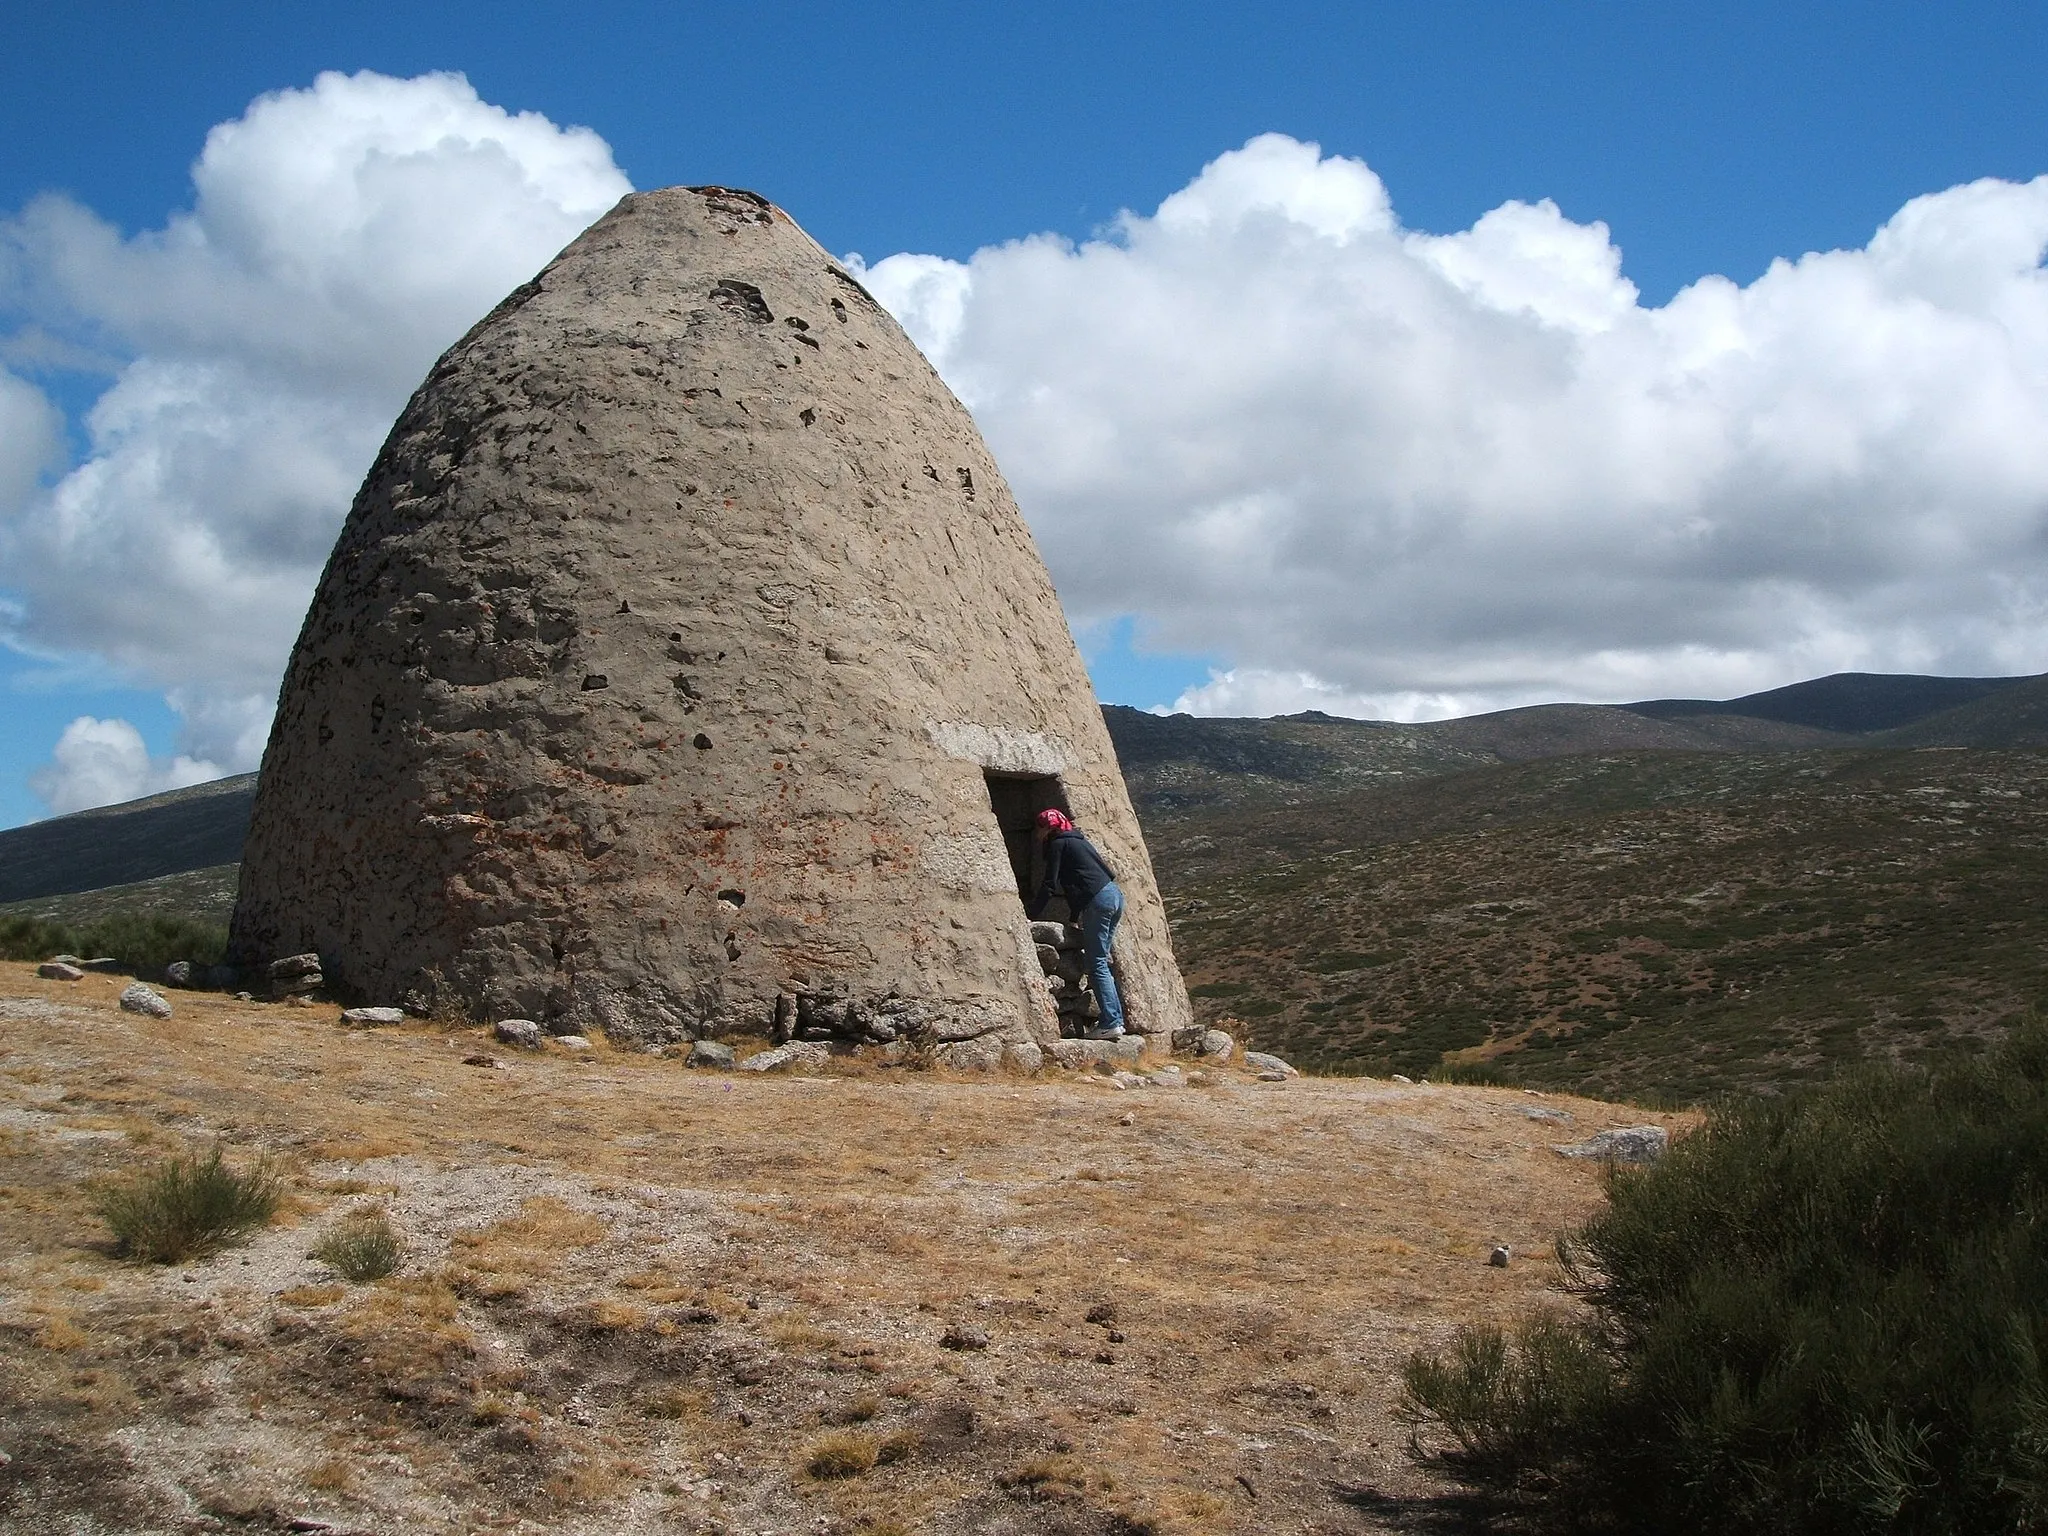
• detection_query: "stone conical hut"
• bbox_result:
[231,185,1191,1060]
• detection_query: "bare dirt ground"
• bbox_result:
[0,962,1680,1535]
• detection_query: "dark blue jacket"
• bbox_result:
[1029,830,1117,918]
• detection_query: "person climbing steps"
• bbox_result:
[1028,808,1126,1039]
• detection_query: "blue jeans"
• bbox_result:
[1078,882,1125,1033]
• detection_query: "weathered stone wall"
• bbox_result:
[232,186,1193,1053]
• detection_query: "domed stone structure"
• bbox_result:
[231,185,1192,1058]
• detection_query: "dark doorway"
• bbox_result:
[983,772,1071,915]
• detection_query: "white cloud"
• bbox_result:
[1164,668,1476,722]
[859,133,2048,715]
[28,716,220,816]
[0,70,630,769]
[0,364,61,518]
[10,104,2048,781]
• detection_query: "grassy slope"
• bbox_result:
[0,864,241,928]
[1154,749,2048,1102]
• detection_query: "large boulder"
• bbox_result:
[119,983,173,1019]
[231,186,1190,1053]
[737,1041,830,1074]
[493,1018,545,1050]
[1555,1126,1670,1164]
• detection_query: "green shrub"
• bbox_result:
[76,913,228,978]
[94,1145,283,1263]
[312,1210,403,1281]
[0,913,75,962]
[1401,1023,2048,1533]
[0,911,227,979]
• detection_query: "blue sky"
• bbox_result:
[3,1,2046,826]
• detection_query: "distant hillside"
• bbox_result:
[1877,673,2048,749]
[1416,702,1846,760]
[1157,748,2048,1101]
[1628,670,2027,734]
[1106,670,2048,823]
[1104,699,1850,821]
[0,774,257,906]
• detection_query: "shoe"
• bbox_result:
[1081,1025,1125,1041]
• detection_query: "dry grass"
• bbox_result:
[305,1458,353,1493]
[0,959,1684,1534]
[279,1282,345,1307]
[804,1430,881,1478]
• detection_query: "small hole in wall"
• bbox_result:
[693,733,713,750]
[718,889,746,907]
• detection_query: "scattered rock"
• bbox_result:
[1003,1041,1044,1075]
[163,960,195,988]
[1146,1065,1185,1088]
[1108,1070,1150,1091]
[1085,1302,1118,1325]
[552,1034,594,1053]
[266,952,323,999]
[493,1018,544,1050]
[37,962,84,981]
[1199,1029,1234,1059]
[1045,1037,1145,1071]
[461,1054,501,1068]
[1555,1125,1669,1164]
[937,1033,1004,1072]
[1255,1070,1291,1083]
[80,958,120,973]
[340,1006,406,1028]
[1117,1111,1136,1127]
[737,1041,829,1073]
[1489,1245,1512,1268]
[1243,1051,1298,1077]
[1029,921,1074,948]
[687,1039,737,1069]
[1518,1105,1574,1124]
[119,983,173,1018]
[1392,1074,1414,1085]
[1106,1328,1127,1344]
[940,1323,989,1351]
